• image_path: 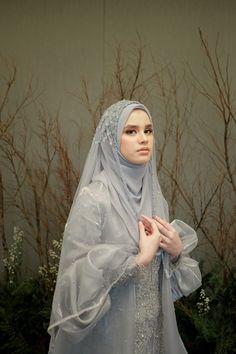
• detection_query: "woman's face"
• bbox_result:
[120,109,154,164]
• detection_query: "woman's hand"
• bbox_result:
[135,216,161,267]
[154,216,183,259]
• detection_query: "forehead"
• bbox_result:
[124,109,151,126]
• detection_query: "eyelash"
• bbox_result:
[125,129,153,135]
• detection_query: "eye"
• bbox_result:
[144,128,153,135]
[125,129,137,135]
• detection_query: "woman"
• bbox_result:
[48,100,201,354]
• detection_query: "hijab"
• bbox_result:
[48,100,169,347]
[67,99,169,244]
[48,100,200,354]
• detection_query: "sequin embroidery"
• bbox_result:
[135,256,164,354]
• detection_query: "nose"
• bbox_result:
[138,131,148,144]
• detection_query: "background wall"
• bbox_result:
[1,0,235,118]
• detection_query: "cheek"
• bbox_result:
[120,136,131,154]
[150,136,154,151]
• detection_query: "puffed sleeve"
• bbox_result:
[48,181,138,344]
[162,219,202,301]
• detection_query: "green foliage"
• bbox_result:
[175,267,236,354]
[2,230,235,353]
[0,277,52,354]
[1,264,235,354]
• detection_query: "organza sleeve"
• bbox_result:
[48,182,138,343]
[163,219,202,301]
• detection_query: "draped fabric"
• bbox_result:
[48,100,201,354]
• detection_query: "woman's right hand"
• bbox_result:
[135,216,161,267]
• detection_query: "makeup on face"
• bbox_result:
[120,110,154,164]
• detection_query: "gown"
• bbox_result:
[48,176,202,354]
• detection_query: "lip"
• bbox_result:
[137,148,150,152]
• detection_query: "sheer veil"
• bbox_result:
[68,100,168,225]
[48,100,201,354]
[49,99,168,331]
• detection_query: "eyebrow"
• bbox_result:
[124,124,153,129]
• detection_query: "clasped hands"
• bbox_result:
[135,215,183,267]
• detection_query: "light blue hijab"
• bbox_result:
[48,100,201,354]
[69,100,169,244]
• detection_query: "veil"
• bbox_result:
[48,100,201,354]
[68,100,168,223]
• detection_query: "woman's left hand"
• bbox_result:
[154,216,183,258]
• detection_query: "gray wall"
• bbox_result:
[1,0,235,119]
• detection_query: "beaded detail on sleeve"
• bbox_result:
[103,256,139,289]
[135,255,164,354]
[116,256,140,285]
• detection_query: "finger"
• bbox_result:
[140,216,152,233]
[159,234,171,245]
[159,243,168,252]
[138,221,145,235]
[140,215,152,224]
[141,215,158,231]
[155,220,172,238]
[154,216,171,229]
[154,216,167,223]
[139,221,152,238]
[154,216,175,232]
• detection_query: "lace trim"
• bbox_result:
[95,100,141,150]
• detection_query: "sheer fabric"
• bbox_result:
[48,100,201,354]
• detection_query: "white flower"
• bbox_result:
[197,288,210,315]
[2,226,24,284]
[38,237,62,291]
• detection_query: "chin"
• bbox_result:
[133,157,151,164]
